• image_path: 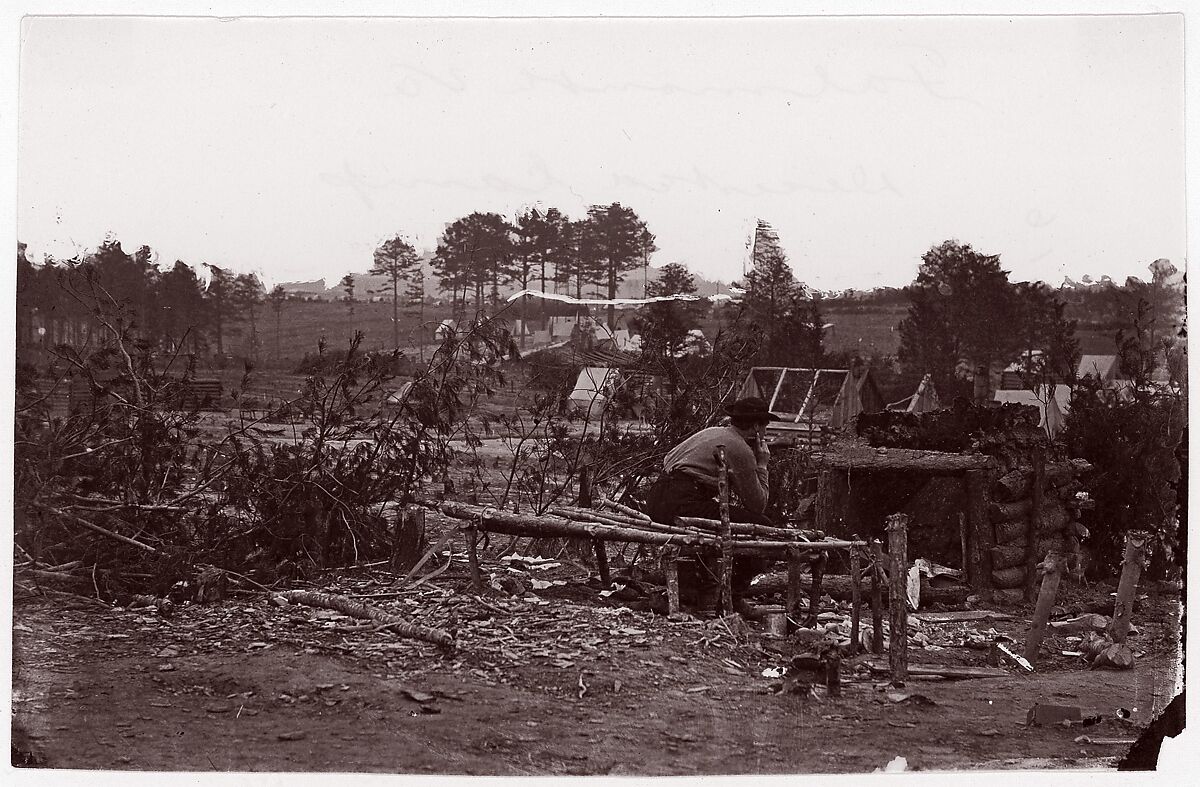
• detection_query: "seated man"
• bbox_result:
[644,397,778,615]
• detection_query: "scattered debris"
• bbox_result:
[1091,642,1135,670]
[1026,704,1102,727]
[993,642,1034,673]
[1074,736,1136,745]
[911,610,1012,625]
[887,692,937,707]
[1049,613,1109,634]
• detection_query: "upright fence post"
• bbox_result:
[662,545,681,616]
[714,445,734,617]
[579,466,611,586]
[786,546,804,630]
[849,545,862,657]
[965,469,992,590]
[886,513,909,684]
[1108,531,1152,643]
[1023,550,1063,667]
[870,539,885,655]
[1024,451,1047,601]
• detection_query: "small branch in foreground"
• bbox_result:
[274,589,455,650]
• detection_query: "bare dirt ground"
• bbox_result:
[11,554,1182,776]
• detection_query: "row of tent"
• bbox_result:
[567,353,1144,440]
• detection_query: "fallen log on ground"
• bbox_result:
[275,590,455,649]
[745,572,970,606]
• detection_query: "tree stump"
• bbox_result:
[390,505,428,573]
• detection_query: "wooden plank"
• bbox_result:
[912,610,1014,624]
[861,662,1009,679]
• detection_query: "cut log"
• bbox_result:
[276,590,454,649]
[989,544,1027,571]
[1045,459,1093,487]
[988,498,1032,524]
[745,571,970,606]
[1037,504,1067,534]
[994,534,1067,555]
[813,446,994,473]
[993,470,1032,503]
[995,519,1028,545]
[991,566,1027,589]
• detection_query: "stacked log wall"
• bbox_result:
[856,403,1091,591]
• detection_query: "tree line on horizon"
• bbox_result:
[15,207,1185,401]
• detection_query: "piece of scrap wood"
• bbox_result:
[861,661,1008,679]
[911,611,1014,624]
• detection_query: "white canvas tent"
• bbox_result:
[993,384,1072,437]
[567,366,618,415]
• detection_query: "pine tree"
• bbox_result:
[371,235,420,350]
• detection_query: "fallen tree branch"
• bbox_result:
[275,589,455,650]
[43,507,160,554]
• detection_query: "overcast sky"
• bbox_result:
[17,13,1185,291]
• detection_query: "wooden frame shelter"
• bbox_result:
[810,444,997,589]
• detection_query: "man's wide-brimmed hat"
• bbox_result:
[722,397,781,422]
